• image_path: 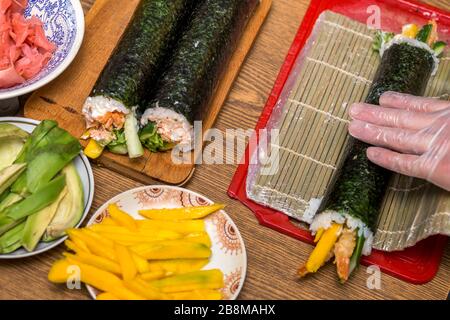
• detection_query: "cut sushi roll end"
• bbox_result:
[298,211,373,283]
[140,106,193,153]
[82,96,144,159]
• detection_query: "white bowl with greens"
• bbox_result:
[0,117,94,259]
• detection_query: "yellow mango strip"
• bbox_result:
[149,269,224,293]
[96,292,120,300]
[64,240,84,254]
[131,241,211,260]
[80,229,118,250]
[67,229,116,261]
[123,278,166,300]
[78,228,151,273]
[306,223,343,273]
[90,225,182,242]
[132,253,151,274]
[184,232,212,247]
[66,257,145,300]
[168,290,222,300]
[63,252,121,275]
[98,232,179,244]
[108,203,138,231]
[314,228,324,243]
[148,259,209,274]
[140,270,170,281]
[137,220,205,234]
[139,204,225,220]
[115,243,138,281]
[48,259,74,283]
[48,258,145,300]
[66,232,91,253]
[100,217,119,226]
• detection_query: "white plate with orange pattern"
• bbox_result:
[86,185,247,300]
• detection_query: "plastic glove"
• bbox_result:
[348,91,450,191]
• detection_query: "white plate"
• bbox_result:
[86,185,247,300]
[0,117,94,259]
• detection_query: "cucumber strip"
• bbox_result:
[432,41,447,56]
[416,24,432,43]
[124,113,144,159]
[349,232,365,276]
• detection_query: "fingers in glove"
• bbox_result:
[349,103,436,130]
[366,147,427,180]
[349,120,432,154]
[379,91,450,113]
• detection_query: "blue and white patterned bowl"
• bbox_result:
[0,0,85,100]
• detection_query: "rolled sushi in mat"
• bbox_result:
[82,0,196,159]
[139,0,259,152]
[298,21,446,282]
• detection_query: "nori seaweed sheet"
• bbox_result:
[143,0,259,123]
[323,43,435,229]
[91,0,196,108]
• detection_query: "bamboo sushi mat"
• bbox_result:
[246,11,450,252]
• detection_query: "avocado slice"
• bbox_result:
[0,123,28,171]
[43,163,84,242]
[0,221,26,254]
[21,187,68,252]
[0,193,23,212]
[0,163,27,195]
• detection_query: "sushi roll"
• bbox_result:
[298,21,446,282]
[139,0,259,152]
[82,0,196,159]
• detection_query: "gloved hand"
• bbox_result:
[348,91,450,191]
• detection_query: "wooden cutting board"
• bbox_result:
[24,0,272,185]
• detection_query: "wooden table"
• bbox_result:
[0,0,449,300]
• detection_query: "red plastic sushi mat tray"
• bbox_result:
[228,0,449,285]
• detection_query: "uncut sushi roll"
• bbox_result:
[298,21,446,282]
[82,0,196,159]
[139,0,259,152]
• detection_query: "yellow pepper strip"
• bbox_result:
[64,240,84,254]
[313,228,324,243]
[137,220,205,234]
[130,241,211,260]
[48,258,145,300]
[63,252,121,275]
[108,203,138,232]
[115,243,138,281]
[138,204,225,220]
[305,223,343,273]
[149,269,224,293]
[168,290,222,300]
[140,270,169,281]
[84,139,104,160]
[123,277,166,300]
[100,217,119,226]
[401,24,419,38]
[148,259,209,274]
[96,292,120,300]
[184,232,212,247]
[67,229,116,260]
